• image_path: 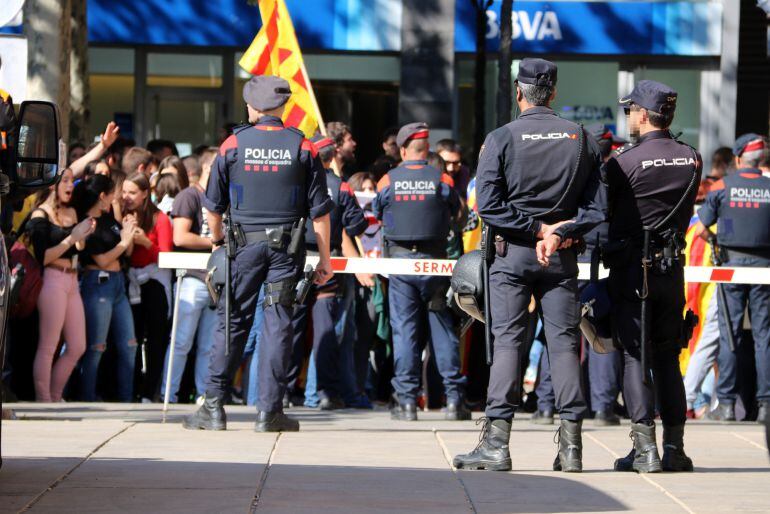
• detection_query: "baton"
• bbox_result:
[481,225,494,366]
[708,237,736,353]
[640,229,652,386]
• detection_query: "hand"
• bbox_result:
[314,258,334,286]
[355,273,375,288]
[536,234,562,267]
[538,220,573,240]
[71,217,96,242]
[120,216,137,243]
[559,238,574,249]
[100,121,120,148]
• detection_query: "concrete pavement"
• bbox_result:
[1,403,768,513]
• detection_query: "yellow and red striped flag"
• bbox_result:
[239,0,323,137]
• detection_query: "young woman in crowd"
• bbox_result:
[154,172,181,214]
[28,168,96,402]
[122,173,173,402]
[158,155,190,190]
[73,174,138,402]
[83,159,112,178]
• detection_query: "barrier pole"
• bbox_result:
[162,270,186,422]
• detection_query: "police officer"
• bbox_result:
[697,134,770,424]
[604,80,700,472]
[286,135,367,410]
[531,124,623,427]
[183,76,334,432]
[453,59,605,473]
[372,122,469,421]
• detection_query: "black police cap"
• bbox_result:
[242,75,292,111]
[619,80,677,114]
[516,58,557,87]
[733,133,765,157]
[396,122,430,148]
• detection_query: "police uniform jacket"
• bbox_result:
[475,106,605,243]
[204,116,334,231]
[305,168,368,252]
[604,130,701,243]
[372,160,461,244]
[698,168,770,250]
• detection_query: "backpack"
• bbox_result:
[8,210,44,319]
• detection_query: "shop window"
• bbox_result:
[89,47,135,143]
[147,53,223,88]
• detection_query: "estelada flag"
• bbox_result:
[239,0,320,137]
[680,212,717,375]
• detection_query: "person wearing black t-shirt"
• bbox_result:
[73,175,138,402]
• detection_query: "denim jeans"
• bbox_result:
[244,288,265,406]
[161,276,217,402]
[80,270,137,402]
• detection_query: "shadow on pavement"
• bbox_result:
[1,457,629,513]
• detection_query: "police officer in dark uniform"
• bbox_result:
[697,134,770,424]
[183,76,334,432]
[286,135,367,410]
[373,122,469,421]
[453,59,605,473]
[604,80,701,472]
[531,123,623,427]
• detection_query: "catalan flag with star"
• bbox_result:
[239,0,321,137]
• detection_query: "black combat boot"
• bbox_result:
[254,411,300,432]
[391,402,418,421]
[594,410,620,426]
[445,400,472,421]
[661,424,693,472]
[182,396,226,431]
[531,408,555,425]
[553,419,582,473]
[708,403,735,421]
[453,418,512,471]
[614,422,662,473]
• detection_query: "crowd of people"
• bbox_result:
[2,108,769,429]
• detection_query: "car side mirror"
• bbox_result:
[14,100,64,190]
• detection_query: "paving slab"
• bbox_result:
[1,419,130,513]
[0,404,768,514]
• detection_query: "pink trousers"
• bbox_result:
[33,267,86,402]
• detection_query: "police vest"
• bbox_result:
[230,125,306,227]
[717,170,770,249]
[305,169,345,250]
[382,163,450,243]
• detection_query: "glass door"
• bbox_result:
[145,87,223,154]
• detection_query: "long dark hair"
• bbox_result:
[72,174,115,220]
[125,172,158,233]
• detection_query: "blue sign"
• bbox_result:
[87,0,401,51]
[455,1,722,56]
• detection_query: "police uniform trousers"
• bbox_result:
[388,251,467,405]
[288,280,343,401]
[486,242,587,421]
[205,240,298,413]
[608,263,687,426]
[716,253,770,407]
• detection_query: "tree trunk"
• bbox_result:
[472,0,492,167]
[69,0,90,144]
[24,0,73,143]
[496,0,513,127]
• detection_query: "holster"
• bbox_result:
[263,278,299,308]
[265,226,291,252]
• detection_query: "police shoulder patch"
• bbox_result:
[611,142,636,157]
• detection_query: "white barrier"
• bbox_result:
[159,252,770,284]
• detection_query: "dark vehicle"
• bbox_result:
[0,100,64,469]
